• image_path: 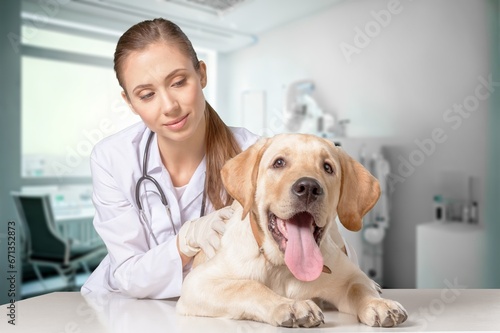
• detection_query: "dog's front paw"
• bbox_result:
[272,300,324,328]
[358,298,408,327]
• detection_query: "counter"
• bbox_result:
[1,289,499,332]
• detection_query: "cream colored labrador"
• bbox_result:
[177,134,407,328]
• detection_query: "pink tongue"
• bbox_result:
[284,213,324,282]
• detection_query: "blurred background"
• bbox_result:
[1,0,499,303]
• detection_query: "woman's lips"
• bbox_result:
[164,114,188,131]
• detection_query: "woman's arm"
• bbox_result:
[90,150,184,299]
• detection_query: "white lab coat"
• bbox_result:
[81,121,259,299]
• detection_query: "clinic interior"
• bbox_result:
[1,0,499,303]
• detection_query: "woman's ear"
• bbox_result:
[121,91,138,115]
[198,60,207,88]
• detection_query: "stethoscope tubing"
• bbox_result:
[134,130,206,245]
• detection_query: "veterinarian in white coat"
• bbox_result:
[81,18,258,299]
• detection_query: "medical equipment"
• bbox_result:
[134,131,206,246]
[363,151,391,285]
[283,80,336,136]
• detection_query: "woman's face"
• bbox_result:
[120,42,207,143]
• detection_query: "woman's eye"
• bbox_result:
[139,92,154,100]
[172,78,186,88]
[273,158,286,168]
[324,163,334,174]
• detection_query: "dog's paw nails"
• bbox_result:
[274,300,324,328]
[394,307,408,324]
[273,304,296,327]
[280,314,295,328]
[319,310,325,324]
[382,310,397,327]
[358,298,408,327]
[296,309,324,328]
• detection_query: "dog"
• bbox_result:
[177,134,408,328]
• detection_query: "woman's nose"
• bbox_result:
[159,90,179,115]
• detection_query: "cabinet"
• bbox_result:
[416,221,486,288]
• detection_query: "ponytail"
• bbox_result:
[204,103,241,209]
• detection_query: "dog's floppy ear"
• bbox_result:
[221,138,270,219]
[336,147,381,231]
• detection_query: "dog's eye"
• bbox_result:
[273,158,286,168]
[324,163,334,174]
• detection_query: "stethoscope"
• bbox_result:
[135,130,206,246]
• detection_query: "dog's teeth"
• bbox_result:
[277,219,287,237]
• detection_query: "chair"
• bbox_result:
[11,192,106,291]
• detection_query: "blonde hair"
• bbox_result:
[114,18,240,209]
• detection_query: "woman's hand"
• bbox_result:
[177,206,234,260]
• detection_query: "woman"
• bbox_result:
[81,18,259,298]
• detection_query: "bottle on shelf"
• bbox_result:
[469,201,478,224]
[433,195,445,222]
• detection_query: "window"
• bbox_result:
[21,27,138,178]
[21,55,137,178]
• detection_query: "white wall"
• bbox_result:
[218,0,492,288]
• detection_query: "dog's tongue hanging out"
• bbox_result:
[282,212,324,282]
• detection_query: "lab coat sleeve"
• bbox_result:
[90,152,183,299]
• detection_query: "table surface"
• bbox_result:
[1,289,499,332]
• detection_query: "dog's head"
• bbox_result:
[221,134,380,282]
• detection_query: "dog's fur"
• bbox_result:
[177,134,408,328]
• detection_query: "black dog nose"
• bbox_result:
[292,177,323,204]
